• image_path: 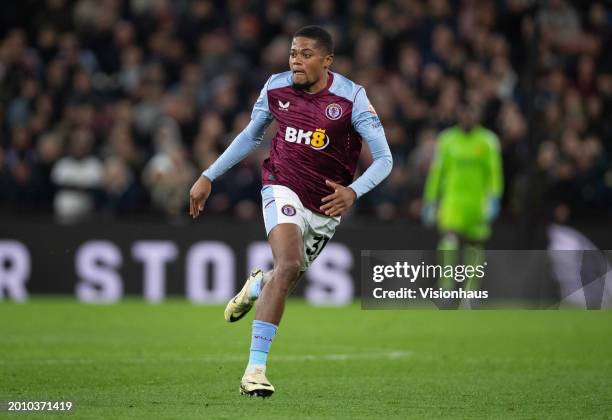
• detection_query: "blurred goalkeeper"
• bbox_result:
[189,26,392,397]
[422,100,503,296]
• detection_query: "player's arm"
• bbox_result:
[189,81,273,218]
[422,131,448,225]
[485,131,503,222]
[321,88,393,217]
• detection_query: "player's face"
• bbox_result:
[290,37,332,91]
[458,106,481,130]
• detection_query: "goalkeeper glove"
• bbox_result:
[486,196,500,222]
[421,202,436,227]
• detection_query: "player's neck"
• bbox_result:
[305,71,330,94]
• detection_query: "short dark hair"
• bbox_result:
[293,25,334,55]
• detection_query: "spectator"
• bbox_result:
[51,129,103,223]
[0,0,609,222]
[101,156,143,213]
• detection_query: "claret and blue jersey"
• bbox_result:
[203,71,392,215]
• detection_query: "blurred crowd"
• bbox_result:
[0,0,611,223]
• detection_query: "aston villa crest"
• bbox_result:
[325,103,343,120]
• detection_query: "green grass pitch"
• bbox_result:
[1,299,611,419]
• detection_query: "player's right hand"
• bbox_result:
[189,175,212,219]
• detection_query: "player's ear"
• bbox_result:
[324,54,333,69]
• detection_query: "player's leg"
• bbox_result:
[255,223,305,324]
[239,185,307,397]
[436,201,463,291]
[458,222,488,308]
[437,231,460,291]
[463,241,485,293]
[225,184,304,323]
[253,211,338,316]
[240,224,304,397]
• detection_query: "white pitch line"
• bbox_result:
[196,350,413,363]
[0,350,413,365]
[263,350,413,362]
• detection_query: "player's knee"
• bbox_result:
[275,258,302,279]
[273,258,302,288]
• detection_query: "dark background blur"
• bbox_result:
[1,0,611,237]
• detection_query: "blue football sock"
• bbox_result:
[247,320,278,368]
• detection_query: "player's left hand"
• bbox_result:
[320,180,356,217]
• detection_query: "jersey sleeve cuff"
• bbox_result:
[201,170,215,182]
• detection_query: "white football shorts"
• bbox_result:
[261,184,340,271]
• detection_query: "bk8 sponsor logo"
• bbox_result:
[284,127,330,150]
